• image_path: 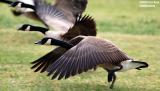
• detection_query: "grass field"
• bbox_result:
[0,0,160,91]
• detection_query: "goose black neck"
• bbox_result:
[0,0,13,4]
[50,38,73,49]
[21,3,35,10]
[30,26,48,34]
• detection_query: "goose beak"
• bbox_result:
[35,38,49,45]
[35,40,43,45]
[136,68,142,70]
[17,26,23,30]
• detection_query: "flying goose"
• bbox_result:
[9,0,88,27]
[34,36,148,89]
[28,14,97,74]
[0,0,35,16]
[18,15,97,44]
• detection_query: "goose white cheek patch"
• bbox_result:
[46,39,52,45]
[18,3,22,7]
[15,3,22,9]
[25,26,31,31]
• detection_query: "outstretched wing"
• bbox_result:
[31,47,68,73]
[55,0,87,17]
[34,0,74,31]
[46,37,131,80]
[62,15,97,40]
[31,36,84,73]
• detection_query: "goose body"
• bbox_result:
[44,31,65,40]
[18,15,97,44]
[8,0,88,28]
[1,0,87,27]
[46,36,148,74]
[31,36,148,89]
[15,0,91,45]
[0,0,35,16]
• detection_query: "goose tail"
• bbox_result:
[132,61,149,70]
[119,60,149,72]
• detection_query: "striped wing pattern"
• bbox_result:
[46,37,131,80]
[31,47,68,73]
[34,0,73,31]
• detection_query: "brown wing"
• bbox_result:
[46,37,131,80]
[31,36,85,73]
[31,47,68,73]
[34,0,73,31]
[55,0,87,17]
[62,15,97,40]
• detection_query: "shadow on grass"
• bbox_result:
[49,81,154,91]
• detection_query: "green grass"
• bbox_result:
[86,0,160,35]
[0,0,160,91]
[0,29,160,91]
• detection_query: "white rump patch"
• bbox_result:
[119,60,141,72]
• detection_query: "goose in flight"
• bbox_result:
[0,0,35,17]
[28,14,97,74]
[18,15,97,44]
[1,0,88,26]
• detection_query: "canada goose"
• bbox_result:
[0,0,35,16]
[33,36,148,89]
[18,15,97,44]
[30,15,97,75]
[10,0,88,27]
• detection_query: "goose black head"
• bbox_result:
[18,24,31,31]
[10,1,22,7]
[35,37,52,45]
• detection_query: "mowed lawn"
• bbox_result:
[0,0,160,91]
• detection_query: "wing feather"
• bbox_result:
[47,37,131,79]
[55,0,87,17]
[34,0,73,31]
[31,47,67,73]
[57,49,77,79]
[34,60,47,72]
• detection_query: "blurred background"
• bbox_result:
[0,0,160,91]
